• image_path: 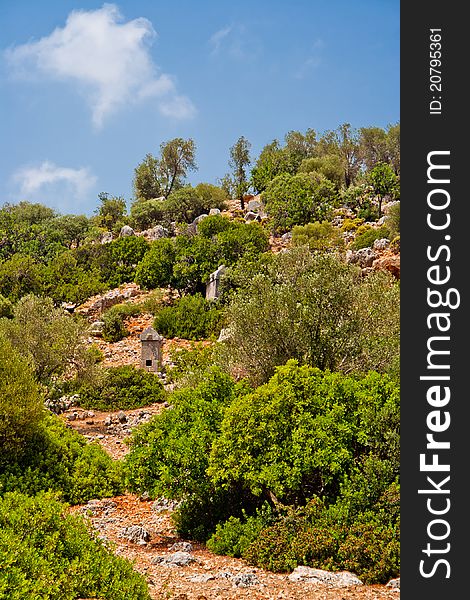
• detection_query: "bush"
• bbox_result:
[101,303,141,343]
[125,368,236,498]
[206,504,274,558]
[106,236,150,287]
[219,248,399,384]
[0,414,122,503]
[124,370,252,539]
[292,221,343,251]
[0,338,44,460]
[352,225,390,250]
[263,172,337,232]
[386,202,400,238]
[153,293,222,340]
[243,491,399,583]
[0,492,150,600]
[134,238,176,289]
[78,365,165,411]
[167,343,215,387]
[341,217,364,232]
[0,294,90,384]
[0,294,14,318]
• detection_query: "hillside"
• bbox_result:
[0,124,400,599]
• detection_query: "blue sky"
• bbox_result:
[0,1,399,216]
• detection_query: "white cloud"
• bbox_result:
[13,161,97,203]
[294,40,325,79]
[4,4,195,127]
[209,26,232,55]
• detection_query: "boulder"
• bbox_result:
[373,238,390,251]
[386,577,400,590]
[140,225,169,241]
[164,551,195,567]
[346,248,377,268]
[120,225,135,237]
[288,566,363,587]
[120,525,151,545]
[244,211,260,223]
[372,254,401,279]
[169,541,193,553]
[209,208,221,216]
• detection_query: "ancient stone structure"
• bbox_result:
[205,265,226,301]
[140,327,163,372]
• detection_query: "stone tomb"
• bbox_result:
[140,327,163,372]
[205,264,226,301]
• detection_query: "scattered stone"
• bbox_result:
[120,225,135,237]
[139,225,169,241]
[120,525,151,545]
[45,394,78,415]
[373,238,390,251]
[382,200,400,215]
[193,213,209,225]
[209,208,221,216]
[287,566,363,587]
[281,232,292,241]
[152,497,180,513]
[232,573,260,588]
[157,552,196,567]
[66,412,78,421]
[86,419,94,425]
[139,491,150,501]
[346,248,377,268]
[386,577,400,589]
[217,328,231,343]
[104,416,112,427]
[169,541,193,553]
[117,411,127,423]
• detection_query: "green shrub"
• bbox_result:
[134,238,176,290]
[206,504,274,558]
[263,172,337,232]
[167,343,215,387]
[0,338,44,460]
[386,202,400,238]
[0,492,150,600]
[0,414,122,504]
[124,369,253,540]
[244,495,399,583]
[101,303,141,343]
[292,221,343,251]
[0,294,14,318]
[352,225,390,250]
[390,235,400,253]
[341,217,364,232]
[106,236,150,287]
[153,293,222,340]
[78,365,165,411]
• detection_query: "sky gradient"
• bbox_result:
[0,1,399,215]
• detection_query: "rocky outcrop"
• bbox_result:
[120,225,135,237]
[77,283,143,317]
[372,254,401,279]
[288,566,363,587]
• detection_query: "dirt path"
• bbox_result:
[71,494,398,600]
